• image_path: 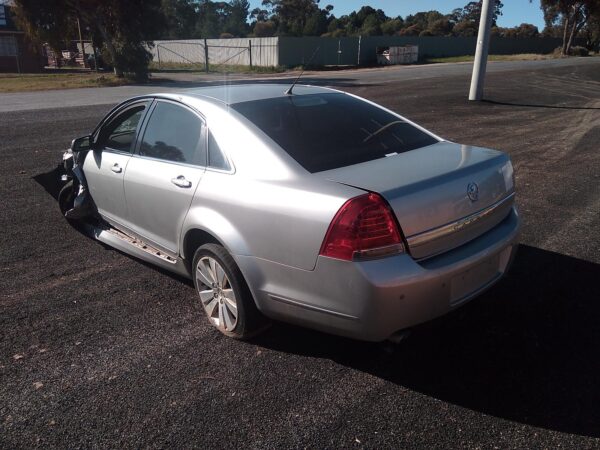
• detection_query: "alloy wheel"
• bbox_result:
[195,256,238,332]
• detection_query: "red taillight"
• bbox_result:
[319,193,404,261]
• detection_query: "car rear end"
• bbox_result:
[230,87,520,340]
[237,204,519,342]
[315,143,520,340]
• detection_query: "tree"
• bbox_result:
[10,0,77,54]
[497,23,540,38]
[449,1,503,36]
[354,6,387,27]
[224,0,250,37]
[261,0,320,36]
[398,24,423,36]
[250,6,270,22]
[540,0,599,55]
[405,10,445,30]
[256,0,338,36]
[252,20,277,36]
[12,0,164,79]
[458,0,504,26]
[428,18,455,36]
[303,10,328,36]
[582,8,600,50]
[360,14,382,36]
[380,18,404,36]
[302,3,332,36]
[452,20,479,36]
[317,5,393,37]
[160,0,197,39]
[195,1,228,38]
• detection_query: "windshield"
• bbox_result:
[231,93,438,173]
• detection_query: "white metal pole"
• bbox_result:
[469,0,494,101]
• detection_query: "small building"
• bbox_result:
[0,4,45,72]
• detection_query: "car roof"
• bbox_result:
[165,83,340,107]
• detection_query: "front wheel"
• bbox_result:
[192,243,268,339]
[58,180,76,217]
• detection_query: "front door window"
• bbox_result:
[101,105,147,153]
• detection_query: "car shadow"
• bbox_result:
[251,245,600,438]
[32,166,63,201]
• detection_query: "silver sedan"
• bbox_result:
[59,84,520,341]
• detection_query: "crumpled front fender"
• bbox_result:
[58,148,96,220]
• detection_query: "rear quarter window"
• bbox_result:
[208,131,230,171]
[231,93,438,172]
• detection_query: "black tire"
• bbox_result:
[58,180,76,217]
[192,243,269,339]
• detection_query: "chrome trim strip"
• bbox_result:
[407,193,515,250]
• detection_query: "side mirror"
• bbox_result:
[70,135,92,153]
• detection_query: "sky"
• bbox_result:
[248,0,546,29]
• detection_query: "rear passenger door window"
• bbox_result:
[139,101,206,166]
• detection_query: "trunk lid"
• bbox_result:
[317,141,515,260]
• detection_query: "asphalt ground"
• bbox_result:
[1,59,599,448]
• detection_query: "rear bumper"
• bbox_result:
[236,207,521,341]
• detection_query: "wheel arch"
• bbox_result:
[182,228,224,272]
[183,227,265,313]
[180,206,251,262]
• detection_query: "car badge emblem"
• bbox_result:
[467,182,479,202]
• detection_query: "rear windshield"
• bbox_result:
[231,93,438,173]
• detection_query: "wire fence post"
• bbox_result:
[14,37,21,74]
[248,40,253,69]
[357,35,362,66]
[203,39,209,73]
[92,44,99,72]
[157,45,161,70]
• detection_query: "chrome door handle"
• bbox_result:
[111,163,122,173]
[171,175,192,188]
